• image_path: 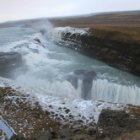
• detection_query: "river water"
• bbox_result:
[0,21,140,107]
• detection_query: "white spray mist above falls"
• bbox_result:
[0,20,140,108]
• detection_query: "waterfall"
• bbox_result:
[91,79,140,105]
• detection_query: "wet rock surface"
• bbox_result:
[0,52,22,77]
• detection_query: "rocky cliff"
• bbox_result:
[58,28,140,76]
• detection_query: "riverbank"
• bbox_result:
[1,87,140,140]
[50,11,140,76]
[0,87,97,140]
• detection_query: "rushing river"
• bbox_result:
[0,20,140,107]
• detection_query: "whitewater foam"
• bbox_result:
[47,27,89,43]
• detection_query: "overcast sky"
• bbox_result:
[0,0,140,22]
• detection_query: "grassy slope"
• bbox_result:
[50,11,140,45]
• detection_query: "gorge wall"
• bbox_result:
[57,28,140,76]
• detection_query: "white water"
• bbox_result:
[0,21,140,123]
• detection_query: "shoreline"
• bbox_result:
[1,87,140,139]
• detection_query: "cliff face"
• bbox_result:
[60,29,140,76]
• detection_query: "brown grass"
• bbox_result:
[50,11,140,44]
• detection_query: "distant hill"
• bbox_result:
[50,10,140,27]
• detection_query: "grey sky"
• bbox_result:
[0,0,140,22]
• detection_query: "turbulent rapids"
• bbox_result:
[0,20,140,114]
